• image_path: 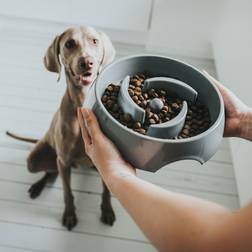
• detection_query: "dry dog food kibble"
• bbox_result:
[101,74,211,139]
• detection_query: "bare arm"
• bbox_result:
[107,170,232,252]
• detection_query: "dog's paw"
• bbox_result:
[62,210,78,231]
[28,181,46,199]
[101,208,116,226]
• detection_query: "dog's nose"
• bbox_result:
[78,57,94,71]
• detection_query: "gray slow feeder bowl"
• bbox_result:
[84,55,225,172]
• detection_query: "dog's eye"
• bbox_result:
[92,38,98,45]
[65,39,76,49]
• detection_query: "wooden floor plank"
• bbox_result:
[0,221,155,252]
[0,183,147,242]
[0,245,45,252]
[0,133,234,177]
[0,148,237,195]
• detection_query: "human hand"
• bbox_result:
[203,71,252,140]
[77,108,135,182]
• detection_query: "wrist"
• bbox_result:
[102,162,136,192]
[239,108,252,141]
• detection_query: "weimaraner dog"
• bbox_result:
[7,26,116,230]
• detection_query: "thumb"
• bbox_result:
[80,108,103,141]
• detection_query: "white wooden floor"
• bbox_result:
[0,21,239,252]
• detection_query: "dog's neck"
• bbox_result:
[60,70,90,114]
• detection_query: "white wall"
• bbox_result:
[0,0,153,46]
[213,0,252,206]
[0,0,227,59]
[0,0,152,32]
[146,0,226,58]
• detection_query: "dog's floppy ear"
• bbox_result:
[99,31,115,70]
[43,35,62,81]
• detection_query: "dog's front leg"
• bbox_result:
[101,181,115,226]
[57,158,77,230]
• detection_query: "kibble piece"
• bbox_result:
[140,100,147,108]
[134,74,141,80]
[145,107,151,113]
[134,91,141,97]
[164,116,170,122]
[143,93,149,99]
[159,113,165,120]
[182,128,190,136]
[128,89,134,96]
[112,103,119,112]
[133,122,141,129]
[131,78,138,83]
[106,99,114,108]
[135,87,142,92]
[107,85,114,92]
[113,112,120,119]
[132,96,138,102]
[148,88,155,96]
[171,103,180,110]
[162,106,169,112]
[152,113,160,122]
[139,73,145,79]
[146,111,154,118]
[149,118,156,124]
[114,86,120,92]
[110,95,117,101]
[123,114,132,123]
[139,95,144,101]
[135,128,146,134]
[101,95,108,103]
[135,80,142,87]
[160,90,166,96]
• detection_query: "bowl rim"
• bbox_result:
[95,54,224,143]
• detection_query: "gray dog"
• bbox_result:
[7,26,116,230]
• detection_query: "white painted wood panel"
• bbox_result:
[0,175,238,211]
[0,0,152,32]
[0,147,236,195]
[213,0,252,206]
[0,134,233,178]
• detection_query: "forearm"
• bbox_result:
[104,166,231,252]
[240,108,252,141]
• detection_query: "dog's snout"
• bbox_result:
[78,57,94,71]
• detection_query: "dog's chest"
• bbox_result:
[57,118,85,157]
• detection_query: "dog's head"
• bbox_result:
[43,26,115,87]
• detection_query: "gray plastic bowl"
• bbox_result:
[84,55,225,172]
